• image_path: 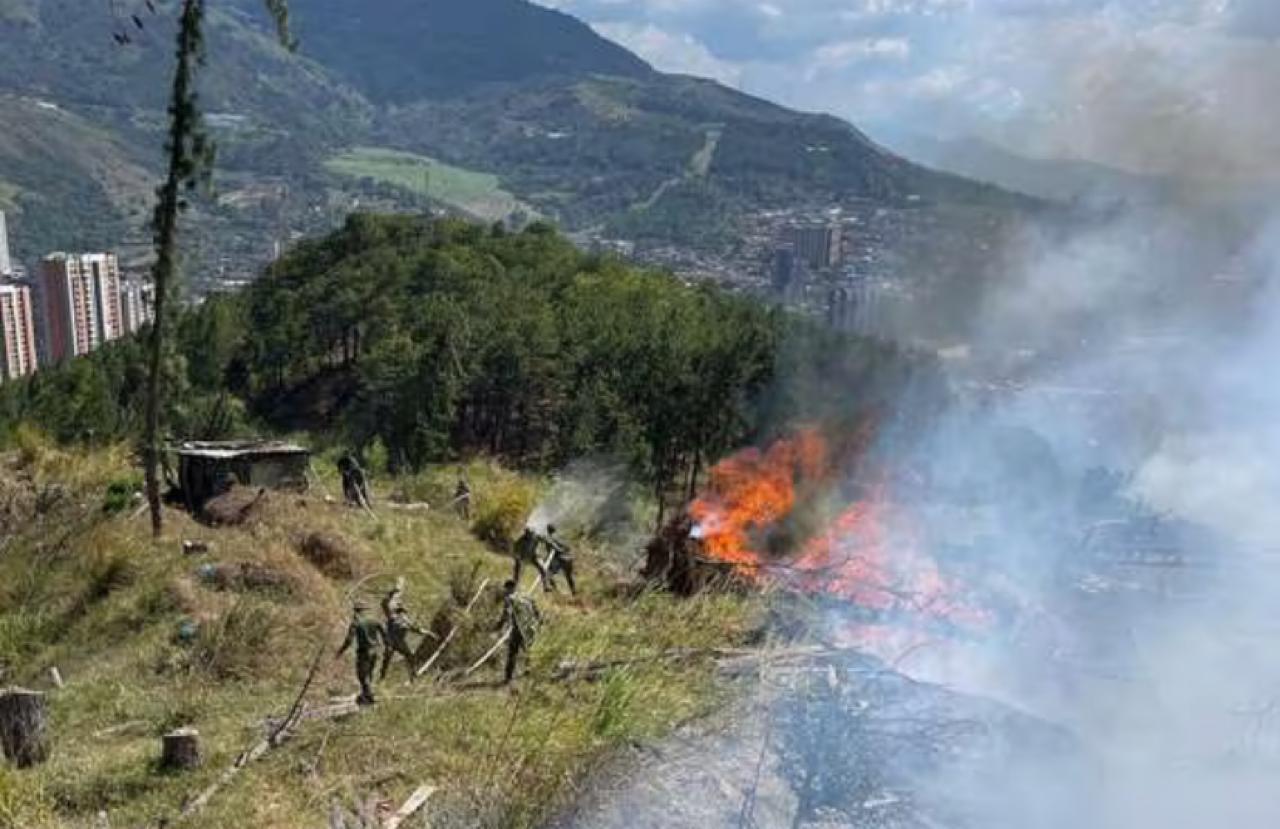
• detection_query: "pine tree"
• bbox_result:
[142,0,294,537]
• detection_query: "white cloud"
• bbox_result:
[540,0,1280,177]
[592,22,744,85]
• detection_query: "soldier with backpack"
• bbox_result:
[496,580,543,685]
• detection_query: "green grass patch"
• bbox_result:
[325,146,523,221]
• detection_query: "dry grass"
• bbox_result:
[0,446,761,828]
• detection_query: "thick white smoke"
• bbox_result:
[894,192,1280,827]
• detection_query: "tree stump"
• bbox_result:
[0,688,48,768]
[161,728,201,771]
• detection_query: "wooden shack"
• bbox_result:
[170,440,311,511]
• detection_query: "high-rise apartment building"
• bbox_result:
[787,224,843,270]
[0,210,11,277]
[120,274,155,335]
[38,252,124,364]
[0,281,38,380]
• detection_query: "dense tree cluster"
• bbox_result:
[242,214,782,506]
[0,215,938,513]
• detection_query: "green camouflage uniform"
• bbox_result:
[338,611,386,705]
[499,592,542,684]
[512,528,551,589]
[544,531,577,595]
[381,588,433,680]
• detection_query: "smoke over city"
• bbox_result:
[848,39,1280,826]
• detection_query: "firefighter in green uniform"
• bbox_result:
[338,454,373,509]
[512,526,552,591]
[453,472,472,521]
[543,524,577,596]
[337,601,386,705]
[380,578,436,681]
[496,580,543,685]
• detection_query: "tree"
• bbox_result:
[142,0,294,537]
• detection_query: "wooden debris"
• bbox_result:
[48,666,64,689]
[415,579,490,678]
[384,784,436,829]
[93,720,147,739]
[0,687,48,767]
[180,737,269,818]
[384,502,430,512]
[161,728,202,771]
[463,630,509,678]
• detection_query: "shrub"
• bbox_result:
[472,475,539,553]
[101,476,141,515]
[188,598,280,681]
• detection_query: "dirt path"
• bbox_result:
[633,126,723,212]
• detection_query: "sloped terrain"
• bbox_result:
[0,438,761,827]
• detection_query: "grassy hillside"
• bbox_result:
[325,148,526,221]
[0,0,1031,277]
[0,95,152,261]
[0,436,760,828]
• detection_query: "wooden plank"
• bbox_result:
[384,784,436,829]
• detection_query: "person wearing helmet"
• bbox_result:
[337,601,386,705]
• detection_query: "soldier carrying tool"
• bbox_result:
[512,526,552,591]
[380,578,437,681]
[337,453,373,510]
[496,579,543,685]
[336,601,386,706]
[543,524,577,596]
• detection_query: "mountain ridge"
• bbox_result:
[0,0,1031,280]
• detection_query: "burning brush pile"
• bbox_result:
[646,427,992,658]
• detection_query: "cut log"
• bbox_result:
[161,728,202,771]
[0,687,49,767]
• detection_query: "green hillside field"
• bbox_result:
[325,147,524,222]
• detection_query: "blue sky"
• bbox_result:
[539,0,1280,177]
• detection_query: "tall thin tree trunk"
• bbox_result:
[144,0,205,538]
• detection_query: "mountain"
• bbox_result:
[266,0,653,101]
[877,130,1177,206]
[0,0,1030,288]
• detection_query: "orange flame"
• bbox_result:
[689,427,828,574]
[690,429,991,640]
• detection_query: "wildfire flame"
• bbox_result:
[690,428,991,646]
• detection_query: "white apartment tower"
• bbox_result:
[38,252,124,364]
[0,210,11,277]
[120,274,155,334]
[0,281,38,380]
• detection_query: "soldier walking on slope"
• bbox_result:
[453,471,472,521]
[381,578,437,681]
[543,524,577,596]
[512,526,552,591]
[338,454,373,510]
[337,601,386,705]
[496,579,543,685]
